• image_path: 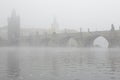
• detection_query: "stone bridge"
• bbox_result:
[39,29,120,48]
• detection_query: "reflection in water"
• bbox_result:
[1,48,120,80]
[7,49,20,80]
[107,49,120,80]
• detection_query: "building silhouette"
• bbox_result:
[7,10,20,45]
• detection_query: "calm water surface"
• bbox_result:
[0,47,120,80]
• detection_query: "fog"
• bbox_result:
[0,0,120,80]
[0,0,120,31]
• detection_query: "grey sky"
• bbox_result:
[0,0,120,31]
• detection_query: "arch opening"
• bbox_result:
[93,36,109,48]
[67,38,78,47]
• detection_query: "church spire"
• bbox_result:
[11,9,17,17]
[51,17,59,33]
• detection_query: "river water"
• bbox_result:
[0,47,120,80]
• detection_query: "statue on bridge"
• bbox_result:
[111,24,115,31]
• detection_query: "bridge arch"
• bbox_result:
[93,36,109,48]
[67,37,78,47]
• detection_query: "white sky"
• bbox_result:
[0,0,120,31]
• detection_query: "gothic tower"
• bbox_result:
[51,17,59,33]
[8,10,20,45]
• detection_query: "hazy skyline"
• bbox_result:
[0,0,120,31]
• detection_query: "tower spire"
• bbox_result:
[51,17,59,33]
[11,9,17,17]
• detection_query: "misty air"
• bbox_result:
[0,0,120,80]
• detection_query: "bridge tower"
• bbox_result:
[7,10,20,45]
